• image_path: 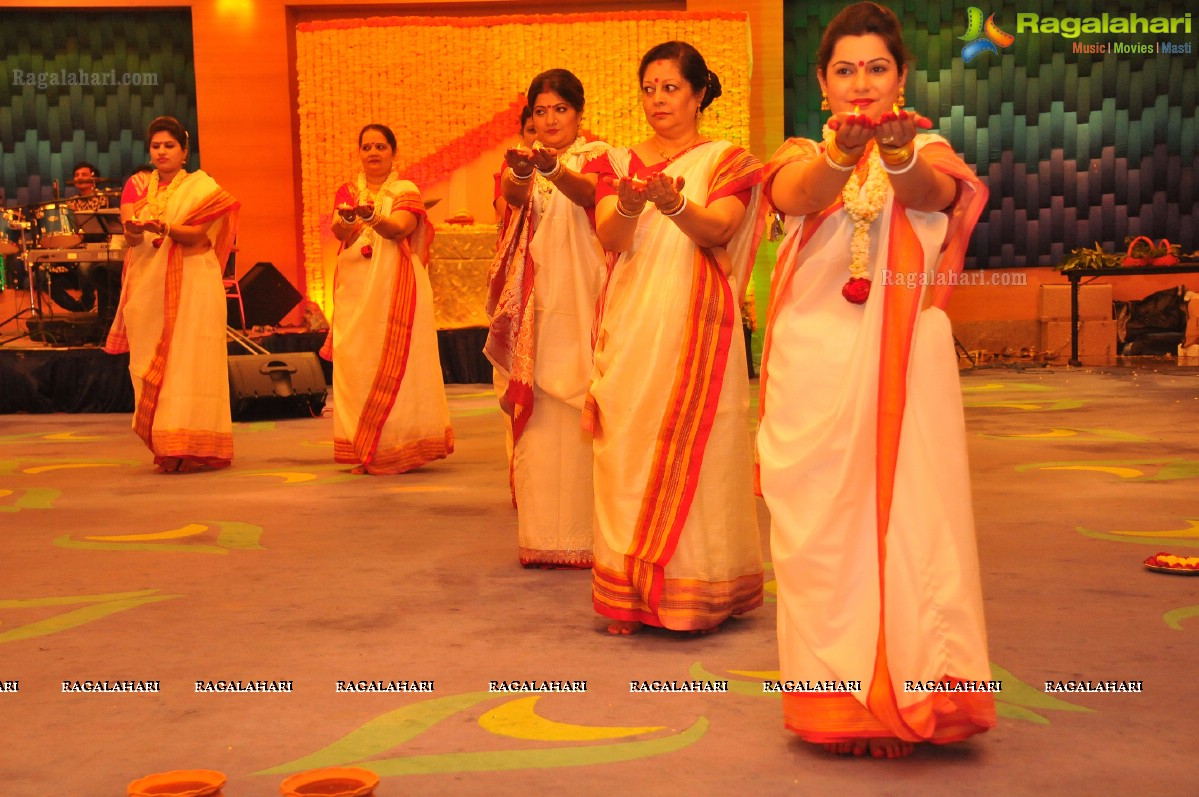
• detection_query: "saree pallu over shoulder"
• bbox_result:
[105,174,238,356]
[328,178,452,473]
[486,141,609,446]
[707,144,769,299]
[759,134,995,744]
[589,141,765,630]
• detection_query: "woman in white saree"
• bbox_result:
[106,116,239,474]
[487,69,610,568]
[324,123,452,475]
[584,42,766,635]
[758,2,995,759]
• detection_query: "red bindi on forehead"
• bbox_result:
[858,61,865,67]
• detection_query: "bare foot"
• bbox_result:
[175,459,215,474]
[155,457,182,474]
[687,624,721,636]
[350,465,367,475]
[866,738,915,759]
[607,620,642,635]
[820,739,889,757]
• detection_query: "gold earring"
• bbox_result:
[820,94,830,111]
[897,89,905,107]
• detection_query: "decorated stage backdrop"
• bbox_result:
[294,10,752,315]
[0,10,199,208]
[784,0,1197,269]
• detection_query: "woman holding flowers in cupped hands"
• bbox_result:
[323,123,452,475]
[757,2,994,759]
[582,41,765,636]
[486,68,610,568]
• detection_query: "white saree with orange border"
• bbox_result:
[323,179,452,474]
[586,141,766,630]
[758,134,996,743]
[105,170,239,468]
[486,140,610,567]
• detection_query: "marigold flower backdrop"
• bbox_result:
[295,10,751,312]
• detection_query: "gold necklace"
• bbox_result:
[654,135,704,164]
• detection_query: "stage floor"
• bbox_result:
[1,370,1196,796]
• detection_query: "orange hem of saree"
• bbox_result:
[593,562,763,631]
[151,429,233,461]
[783,686,996,744]
[335,427,453,474]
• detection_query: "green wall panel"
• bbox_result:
[783,0,1197,267]
[0,10,198,209]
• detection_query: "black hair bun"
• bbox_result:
[703,70,723,110]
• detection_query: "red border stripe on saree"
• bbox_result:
[351,241,418,466]
[626,249,733,614]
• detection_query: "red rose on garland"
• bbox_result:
[842,277,871,304]
[360,244,373,258]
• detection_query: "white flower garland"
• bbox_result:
[839,146,889,282]
[143,169,188,221]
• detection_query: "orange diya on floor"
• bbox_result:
[279,767,380,797]
[126,769,225,797]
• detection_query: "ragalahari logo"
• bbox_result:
[960,7,1015,62]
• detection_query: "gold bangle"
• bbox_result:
[659,195,687,217]
[879,142,914,166]
[825,138,861,169]
[536,160,564,180]
[615,200,642,218]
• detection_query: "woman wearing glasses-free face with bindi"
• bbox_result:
[758,1,994,759]
[489,69,610,569]
[107,116,239,474]
[582,41,766,637]
[326,123,453,476]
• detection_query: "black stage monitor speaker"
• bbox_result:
[228,352,327,421]
[237,262,303,328]
[27,316,105,346]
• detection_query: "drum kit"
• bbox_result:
[0,181,126,345]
